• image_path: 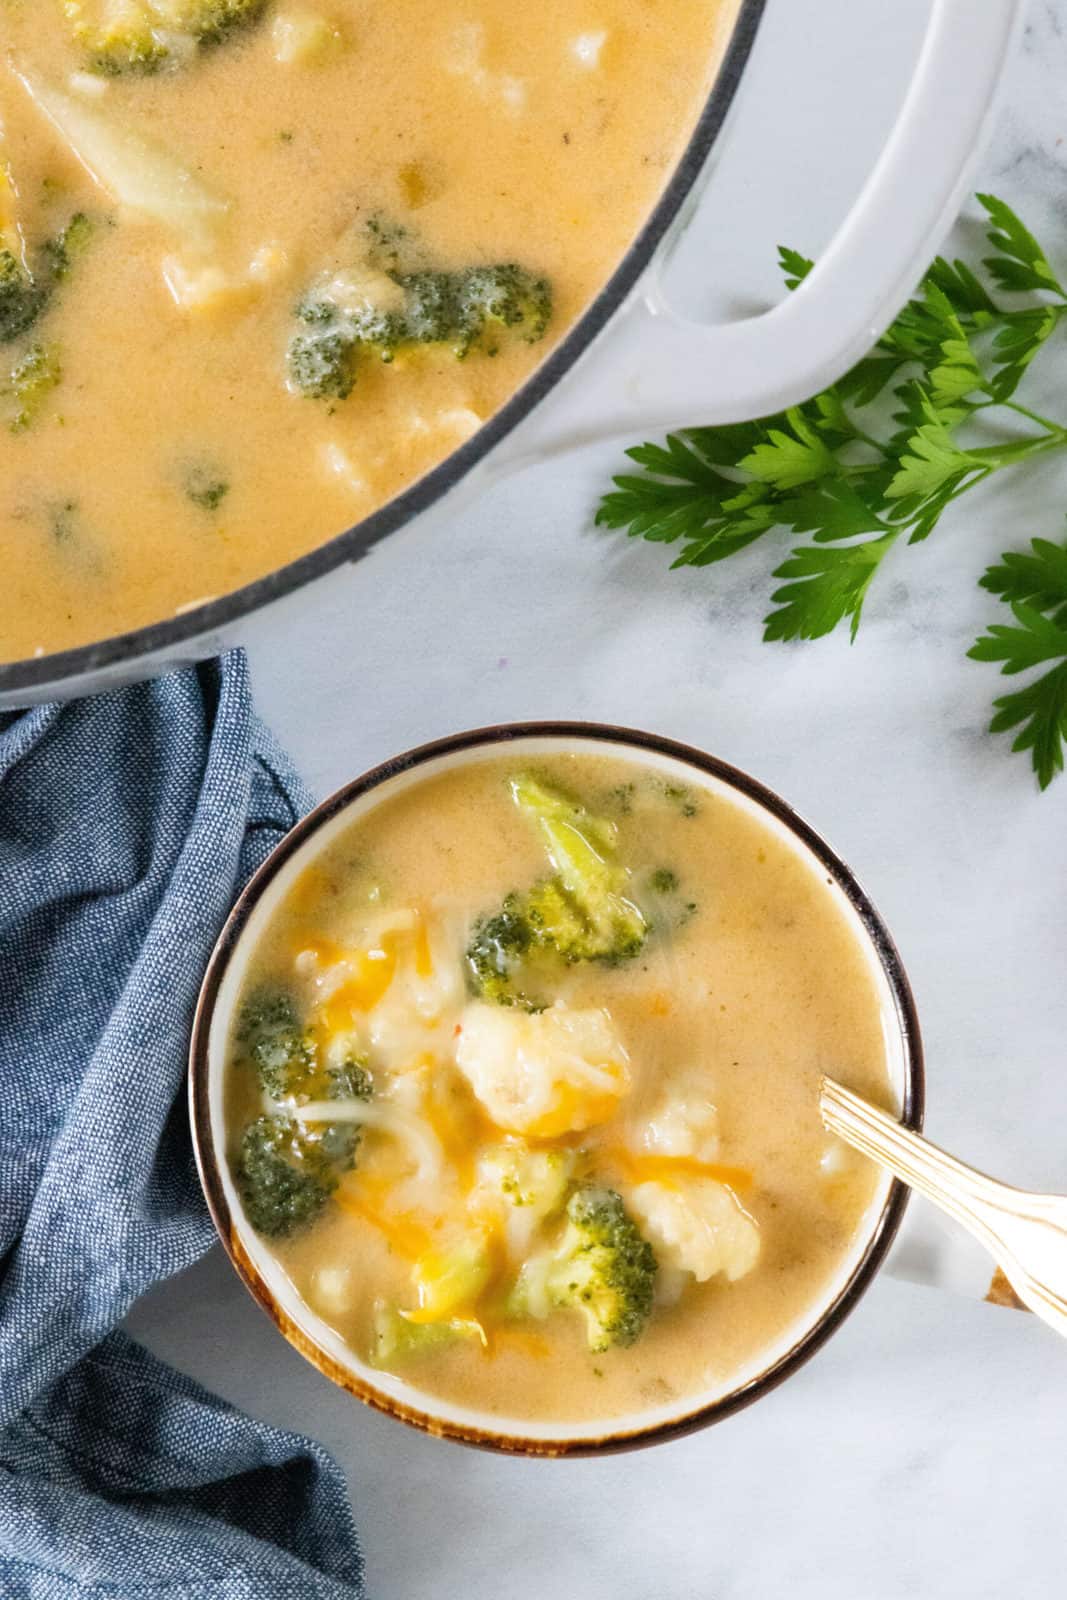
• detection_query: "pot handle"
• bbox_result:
[504,0,1025,466]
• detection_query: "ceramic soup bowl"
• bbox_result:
[189,722,923,1454]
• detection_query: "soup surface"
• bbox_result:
[222,752,894,1425]
[1,1,731,662]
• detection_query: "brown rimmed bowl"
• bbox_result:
[189,721,924,1455]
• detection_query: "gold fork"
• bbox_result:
[820,1076,1067,1339]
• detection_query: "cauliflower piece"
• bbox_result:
[270,8,343,64]
[311,1264,355,1315]
[637,1081,720,1164]
[476,1141,574,1216]
[628,1177,760,1284]
[571,30,607,68]
[161,242,289,313]
[445,22,527,114]
[318,441,372,499]
[455,1001,629,1137]
[473,1139,575,1255]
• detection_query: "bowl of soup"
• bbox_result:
[189,723,923,1453]
[0,0,1021,701]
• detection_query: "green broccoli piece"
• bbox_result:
[62,0,267,75]
[662,781,699,818]
[235,990,311,1098]
[369,1301,480,1368]
[235,986,373,1103]
[286,324,359,401]
[236,1096,368,1236]
[465,778,647,1005]
[233,987,373,1236]
[5,343,62,433]
[453,263,552,346]
[0,252,49,345]
[287,237,552,400]
[510,1187,657,1353]
[465,899,539,1009]
[183,461,229,510]
[648,867,678,894]
[44,213,95,281]
[236,1113,337,1237]
[2,212,94,431]
[491,1143,574,1215]
[511,775,648,963]
[644,866,697,930]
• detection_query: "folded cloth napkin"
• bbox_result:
[0,651,366,1599]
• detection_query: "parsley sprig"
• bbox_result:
[596,195,1067,787]
[969,537,1067,788]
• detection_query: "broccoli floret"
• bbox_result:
[235,990,310,1097]
[508,1187,658,1351]
[236,987,374,1102]
[44,212,95,281]
[453,264,552,345]
[5,343,62,434]
[511,775,648,962]
[662,782,699,818]
[62,0,267,75]
[2,213,94,431]
[644,866,697,930]
[236,1113,338,1237]
[286,326,357,401]
[369,1301,481,1368]
[233,988,372,1236]
[649,867,678,894]
[465,779,648,1005]
[489,1142,574,1215]
[0,252,49,345]
[545,1187,658,1352]
[465,899,539,1009]
[287,236,552,400]
[236,1096,366,1236]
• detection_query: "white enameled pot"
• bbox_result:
[2,0,1025,707]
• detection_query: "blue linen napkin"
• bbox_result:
[0,651,366,1599]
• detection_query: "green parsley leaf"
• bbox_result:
[925,254,997,317]
[979,535,1067,626]
[778,245,814,291]
[765,532,897,642]
[978,193,1067,298]
[922,283,987,405]
[987,306,1061,402]
[739,408,835,490]
[598,193,1067,786]
[885,389,983,505]
[970,535,1067,787]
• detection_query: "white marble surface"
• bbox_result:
[129,1,1067,1593]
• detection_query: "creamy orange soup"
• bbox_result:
[1,1,733,661]
[223,753,894,1424]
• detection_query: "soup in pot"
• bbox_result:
[222,751,895,1425]
[1,1,735,660]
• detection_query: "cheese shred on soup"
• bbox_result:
[224,754,894,1423]
[2,0,734,660]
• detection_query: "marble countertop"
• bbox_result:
[129,1,1067,1592]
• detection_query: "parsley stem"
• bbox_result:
[850,425,889,456]
[968,432,1067,467]
[1000,400,1067,436]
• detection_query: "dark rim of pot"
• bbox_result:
[2,0,765,699]
[189,720,925,1458]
